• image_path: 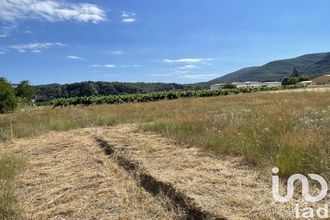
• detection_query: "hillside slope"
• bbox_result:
[205,52,330,86]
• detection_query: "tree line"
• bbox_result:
[34,81,190,103]
[0,72,310,114]
[0,78,35,113]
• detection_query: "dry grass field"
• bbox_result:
[0,88,330,219]
[96,124,302,219]
[1,89,329,176]
[0,129,181,219]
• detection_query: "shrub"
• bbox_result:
[0,78,18,114]
[223,83,237,89]
[15,80,35,105]
[282,77,299,86]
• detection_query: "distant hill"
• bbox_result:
[32,52,330,102]
[34,81,189,103]
[199,52,330,87]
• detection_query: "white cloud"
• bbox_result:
[150,73,173,77]
[180,74,218,79]
[9,42,66,53]
[0,25,16,38]
[66,55,83,60]
[93,64,140,68]
[148,65,218,81]
[163,58,213,64]
[103,73,117,77]
[175,70,190,74]
[24,30,33,34]
[121,11,136,23]
[111,50,124,55]
[0,45,8,54]
[178,64,198,70]
[122,18,135,23]
[0,0,106,23]
[0,29,9,37]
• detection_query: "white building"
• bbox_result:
[298,80,313,86]
[210,83,226,90]
[243,81,263,88]
[231,82,247,88]
[210,81,282,90]
[262,82,282,88]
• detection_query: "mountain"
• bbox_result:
[31,52,330,102]
[202,52,330,87]
[305,53,330,73]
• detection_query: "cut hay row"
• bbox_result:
[0,129,180,219]
[1,124,325,219]
[96,124,312,219]
[95,137,225,220]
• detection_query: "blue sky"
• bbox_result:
[1,0,330,85]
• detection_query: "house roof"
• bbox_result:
[211,81,281,87]
[210,83,225,86]
[244,81,262,84]
[264,81,281,83]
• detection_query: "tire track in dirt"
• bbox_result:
[95,137,225,220]
[96,124,307,219]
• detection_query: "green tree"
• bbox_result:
[16,80,35,104]
[292,66,299,77]
[0,78,17,114]
[282,77,299,86]
[223,83,237,89]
